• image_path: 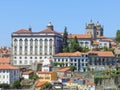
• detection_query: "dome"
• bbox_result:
[96,21,101,26]
[46,22,54,30]
[47,22,53,27]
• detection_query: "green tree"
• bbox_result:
[116,30,120,43]
[53,62,58,66]
[13,80,21,89]
[29,74,38,80]
[102,46,108,51]
[69,65,77,71]
[45,83,52,89]
[62,26,69,52]
[94,76,102,85]
[82,47,89,52]
[69,36,81,52]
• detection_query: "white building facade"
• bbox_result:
[0,64,20,84]
[68,34,111,50]
[53,51,89,72]
[11,22,62,67]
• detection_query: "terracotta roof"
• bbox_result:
[57,67,70,72]
[0,64,19,70]
[37,71,55,74]
[58,32,64,34]
[89,51,115,57]
[101,38,113,42]
[35,80,47,87]
[0,58,10,64]
[68,34,92,39]
[40,29,60,34]
[16,29,31,33]
[92,40,99,45]
[54,51,82,57]
[22,71,33,75]
[97,36,106,39]
[85,81,94,86]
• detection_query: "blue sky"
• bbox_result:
[0,0,120,46]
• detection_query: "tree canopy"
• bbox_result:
[69,36,81,52]
[69,65,77,71]
[62,26,69,52]
[116,30,120,43]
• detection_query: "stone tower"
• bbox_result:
[86,20,104,39]
[96,21,103,37]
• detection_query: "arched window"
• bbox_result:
[14,46,17,51]
[30,46,33,55]
[44,39,48,55]
[19,46,22,55]
[44,39,48,46]
[30,39,33,46]
[49,39,52,46]
[14,39,17,46]
[19,39,23,46]
[35,46,38,55]
[39,39,43,46]
[24,39,28,45]
[35,39,38,46]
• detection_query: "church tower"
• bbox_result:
[86,20,97,39]
[86,20,104,39]
[46,22,54,30]
[96,21,103,37]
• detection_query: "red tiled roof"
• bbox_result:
[85,81,94,86]
[68,34,92,39]
[0,64,19,70]
[22,71,33,75]
[16,29,30,33]
[101,38,113,42]
[89,51,115,57]
[54,51,82,57]
[0,58,10,64]
[97,36,106,39]
[35,80,47,87]
[37,71,55,74]
[57,67,70,72]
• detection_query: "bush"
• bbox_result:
[0,83,10,89]
[12,80,21,89]
[94,76,102,85]
[69,65,77,72]
[45,83,52,89]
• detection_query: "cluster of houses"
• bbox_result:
[0,20,119,90]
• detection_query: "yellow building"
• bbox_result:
[64,80,85,90]
[37,71,57,82]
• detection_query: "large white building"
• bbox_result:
[11,22,62,67]
[0,64,20,84]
